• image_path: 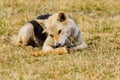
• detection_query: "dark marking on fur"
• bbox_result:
[76,31,80,39]
[28,38,36,47]
[29,14,51,47]
[37,14,52,19]
[30,20,47,41]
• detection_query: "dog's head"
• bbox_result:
[36,11,72,48]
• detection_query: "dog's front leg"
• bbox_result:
[68,42,88,52]
[31,36,54,56]
[31,36,69,56]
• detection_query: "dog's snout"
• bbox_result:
[55,43,61,48]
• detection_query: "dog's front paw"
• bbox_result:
[31,51,42,57]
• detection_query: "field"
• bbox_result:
[0,0,120,80]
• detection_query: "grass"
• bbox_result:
[0,0,120,80]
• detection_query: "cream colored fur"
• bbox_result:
[13,23,41,47]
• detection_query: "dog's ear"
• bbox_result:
[35,19,46,29]
[57,11,67,22]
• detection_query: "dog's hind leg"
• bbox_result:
[14,34,22,46]
[16,31,32,46]
[21,24,34,46]
[21,34,32,46]
[33,38,41,47]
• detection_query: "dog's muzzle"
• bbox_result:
[55,43,61,48]
[55,42,66,48]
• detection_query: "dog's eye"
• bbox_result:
[50,34,54,37]
[58,29,62,34]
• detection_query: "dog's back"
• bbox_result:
[13,14,51,47]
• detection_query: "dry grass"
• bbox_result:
[0,0,120,80]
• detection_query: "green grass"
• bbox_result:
[0,0,120,80]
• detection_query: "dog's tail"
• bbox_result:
[9,35,18,45]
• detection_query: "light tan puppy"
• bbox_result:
[32,11,87,56]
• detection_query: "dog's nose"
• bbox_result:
[55,43,61,48]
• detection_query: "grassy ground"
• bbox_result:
[0,0,120,80]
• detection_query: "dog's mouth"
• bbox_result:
[54,42,66,48]
[53,39,68,48]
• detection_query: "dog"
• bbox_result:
[12,14,51,47]
[31,11,87,56]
